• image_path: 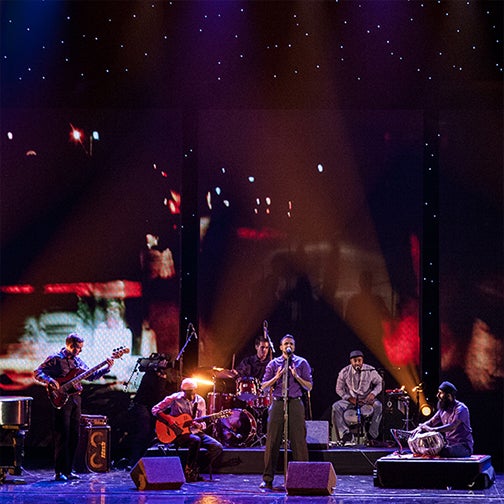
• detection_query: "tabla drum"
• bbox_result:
[408,430,445,456]
[215,409,256,447]
[343,404,374,426]
[207,393,236,414]
[236,377,258,401]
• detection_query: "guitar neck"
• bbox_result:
[62,360,109,391]
[194,410,228,423]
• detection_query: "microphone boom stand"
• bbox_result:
[175,324,197,390]
[282,353,290,480]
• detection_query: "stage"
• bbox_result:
[0,467,502,504]
[1,445,502,503]
[144,443,395,475]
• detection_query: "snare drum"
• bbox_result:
[236,377,258,401]
[343,404,374,426]
[215,409,257,447]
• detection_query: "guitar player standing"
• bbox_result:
[34,333,114,481]
[151,377,223,482]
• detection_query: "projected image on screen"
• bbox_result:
[0,108,183,393]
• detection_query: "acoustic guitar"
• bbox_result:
[47,346,130,409]
[155,409,232,443]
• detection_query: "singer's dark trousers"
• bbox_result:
[262,398,308,483]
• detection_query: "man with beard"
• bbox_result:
[151,378,223,482]
[411,381,474,457]
[332,350,383,445]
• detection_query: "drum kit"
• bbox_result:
[199,368,271,447]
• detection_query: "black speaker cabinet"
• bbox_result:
[130,457,185,490]
[286,461,337,495]
[75,424,111,473]
[306,420,329,449]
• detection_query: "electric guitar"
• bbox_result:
[155,409,232,444]
[47,346,130,409]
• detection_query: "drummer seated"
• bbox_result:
[332,350,383,446]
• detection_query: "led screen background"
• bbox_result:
[0,1,502,467]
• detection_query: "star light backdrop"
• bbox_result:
[0,1,502,465]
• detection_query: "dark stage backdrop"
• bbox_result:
[0,107,502,469]
[0,0,502,470]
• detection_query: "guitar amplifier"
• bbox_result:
[75,416,111,473]
[80,414,108,427]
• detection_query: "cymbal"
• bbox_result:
[195,366,236,379]
[212,367,236,379]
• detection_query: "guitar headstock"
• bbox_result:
[111,346,130,359]
[218,409,233,419]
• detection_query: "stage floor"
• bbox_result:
[0,468,503,503]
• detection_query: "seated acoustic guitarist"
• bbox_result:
[151,378,224,482]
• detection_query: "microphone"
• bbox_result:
[286,347,292,356]
[188,323,197,339]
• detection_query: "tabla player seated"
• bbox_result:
[331,350,383,445]
[402,381,473,458]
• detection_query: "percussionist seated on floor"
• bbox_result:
[151,378,223,482]
[393,381,474,458]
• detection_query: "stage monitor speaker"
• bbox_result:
[286,461,337,496]
[130,457,185,490]
[306,420,329,449]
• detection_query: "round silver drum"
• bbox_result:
[0,396,33,428]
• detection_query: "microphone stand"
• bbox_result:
[282,352,290,480]
[175,323,197,389]
[379,369,386,444]
[263,320,275,359]
[355,394,364,444]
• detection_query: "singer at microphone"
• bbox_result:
[259,334,313,489]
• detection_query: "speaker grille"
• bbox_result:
[130,457,185,490]
[286,461,337,495]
